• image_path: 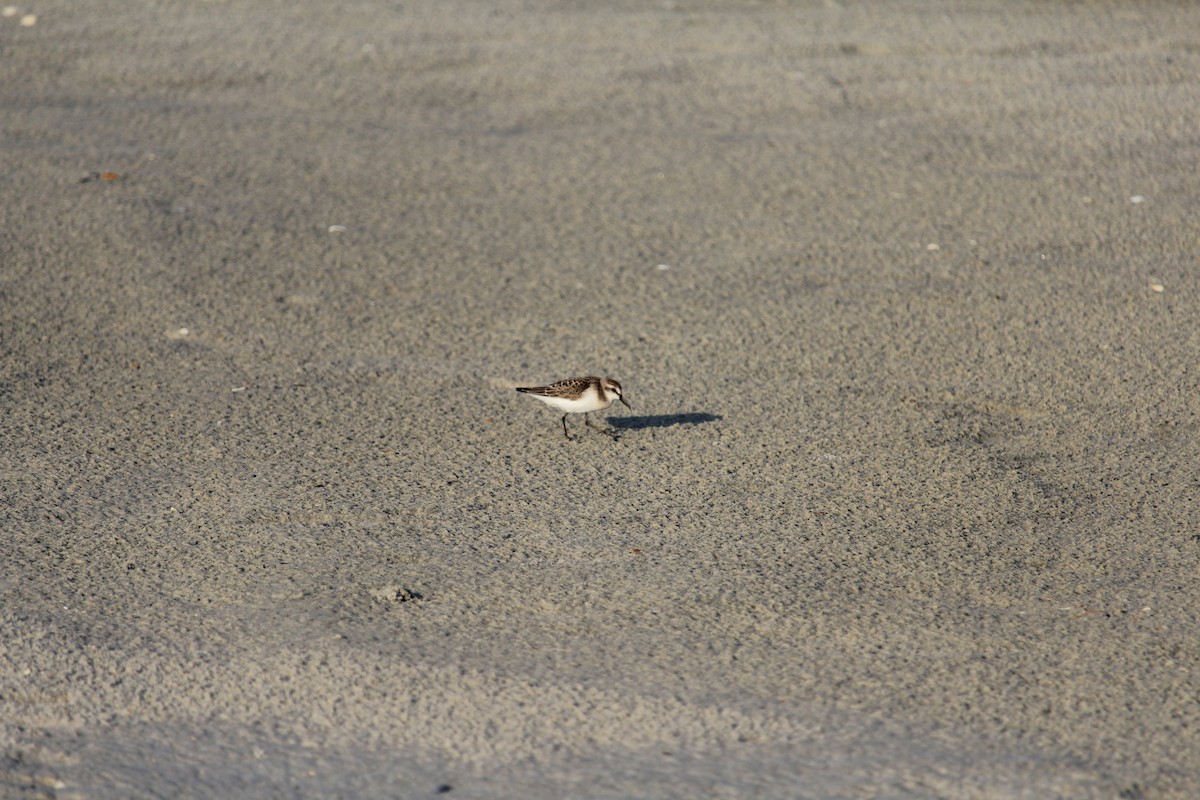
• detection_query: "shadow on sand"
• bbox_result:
[609,412,722,431]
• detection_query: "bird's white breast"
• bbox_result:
[531,388,612,414]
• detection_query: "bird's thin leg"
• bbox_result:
[561,414,571,440]
[585,415,617,439]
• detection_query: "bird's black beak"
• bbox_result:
[620,396,632,410]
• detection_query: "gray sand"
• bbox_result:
[3,1,1198,797]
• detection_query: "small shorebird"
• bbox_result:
[516,376,631,440]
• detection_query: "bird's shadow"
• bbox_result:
[608,412,722,431]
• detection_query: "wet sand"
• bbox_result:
[2,1,1199,797]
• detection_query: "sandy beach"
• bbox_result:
[3,1,1198,797]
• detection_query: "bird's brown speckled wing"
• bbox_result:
[515,376,598,400]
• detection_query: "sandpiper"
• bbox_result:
[516,376,631,440]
